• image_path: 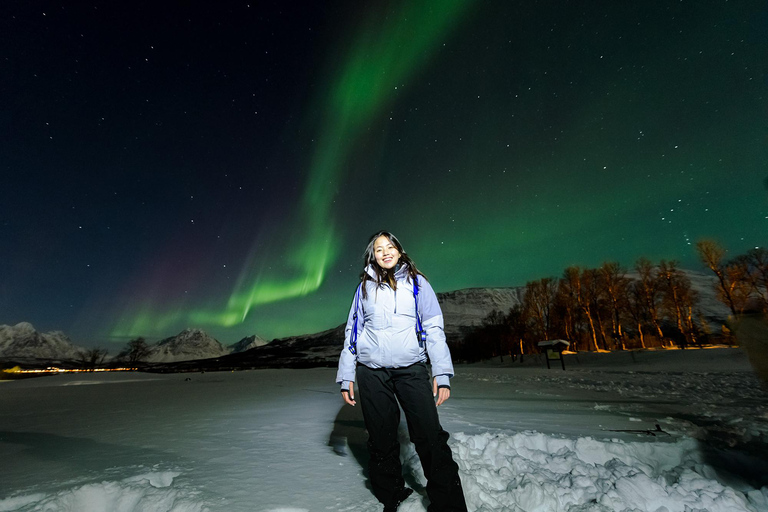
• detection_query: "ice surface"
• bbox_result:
[1,349,766,511]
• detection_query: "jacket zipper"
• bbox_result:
[393,287,397,314]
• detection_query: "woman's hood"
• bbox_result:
[364,263,410,281]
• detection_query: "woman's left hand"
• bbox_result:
[433,378,451,406]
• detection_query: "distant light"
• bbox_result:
[5,367,140,375]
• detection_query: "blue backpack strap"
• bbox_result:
[348,283,362,355]
[413,275,426,348]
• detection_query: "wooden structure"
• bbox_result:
[537,339,570,370]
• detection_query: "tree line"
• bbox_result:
[452,240,768,363]
[75,337,151,369]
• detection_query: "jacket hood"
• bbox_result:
[365,263,410,281]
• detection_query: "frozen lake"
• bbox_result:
[1,348,767,511]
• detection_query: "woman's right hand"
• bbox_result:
[342,382,357,406]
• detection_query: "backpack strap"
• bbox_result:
[347,283,362,356]
[413,276,426,348]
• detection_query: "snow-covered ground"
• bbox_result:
[1,348,767,512]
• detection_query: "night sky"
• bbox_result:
[2,1,766,347]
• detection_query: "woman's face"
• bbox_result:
[373,235,400,270]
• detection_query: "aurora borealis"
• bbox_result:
[2,1,766,347]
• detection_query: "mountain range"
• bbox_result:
[0,322,82,360]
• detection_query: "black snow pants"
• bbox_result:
[356,362,467,512]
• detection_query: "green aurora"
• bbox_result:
[109,0,476,340]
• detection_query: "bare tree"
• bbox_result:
[523,277,558,342]
[456,310,515,363]
[120,337,152,363]
[696,239,748,315]
[505,305,529,360]
[600,262,630,349]
[658,260,698,347]
[635,257,665,341]
[626,280,648,349]
[555,273,586,347]
[483,309,510,362]
[561,266,599,351]
[78,348,108,369]
[738,248,768,311]
[583,268,610,350]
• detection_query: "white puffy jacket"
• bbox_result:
[336,264,454,389]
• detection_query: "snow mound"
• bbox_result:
[0,471,209,512]
[396,432,768,512]
[458,432,766,512]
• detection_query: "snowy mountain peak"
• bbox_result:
[229,334,268,354]
[0,323,84,360]
[148,329,229,363]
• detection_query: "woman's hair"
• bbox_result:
[360,231,424,298]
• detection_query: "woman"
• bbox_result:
[336,231,467,512]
